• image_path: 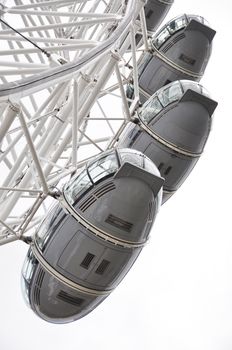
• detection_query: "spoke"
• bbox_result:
[10,0,91,10]
[0,0,143,245]
[0,17,122,35]
[7,9,121,19]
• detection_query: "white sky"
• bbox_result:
[0,0,231,349]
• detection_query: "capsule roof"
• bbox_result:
[152,14,213,50]
[138,80,216,125]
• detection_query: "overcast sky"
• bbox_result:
[0,0,231,349]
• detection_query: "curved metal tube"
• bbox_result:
[0,0,139,100]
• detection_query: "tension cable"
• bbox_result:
[0,18,51,58]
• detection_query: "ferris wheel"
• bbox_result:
[0,0,148,245]
[0,0,218,324]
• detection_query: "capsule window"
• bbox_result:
[88,153,118,184]
[95,259,110,275]
[64,168,92,205]
[80,253,95,269]
[158,81,182,107]
[22,249,38,282]
[139,96,163,124]
[154,27,170,48]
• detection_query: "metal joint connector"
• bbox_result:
[110,50,121,61]
[8,100,21,113]
[80,72,92,83]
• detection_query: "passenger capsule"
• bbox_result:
[144,0,174,34]
[119,81,218,202]
[21,148,164,323]
[128,14,216,104]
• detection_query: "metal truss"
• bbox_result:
[0,0,149,245]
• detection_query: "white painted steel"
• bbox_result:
[0,0,147,245]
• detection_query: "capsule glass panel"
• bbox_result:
[21,249,38,306]
[153,15,187,48]
[118,149,143,168]
[36,204,64,250]
[152,14,208,49]
[139,96,163,124]
[157,81,182,107]
[139,81,183,124]
[139,80,210,126]
[64,168,92,205]
[88,152,119,184]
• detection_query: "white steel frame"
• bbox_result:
[0,0,149,245]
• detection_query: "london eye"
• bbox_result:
[0,1,228,347]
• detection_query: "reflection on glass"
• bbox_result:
[64,168,92,205]
[169,15,186,33]
[139,96,163,124]
[88,153,118,183]
[119,150,143,168]
[36,204,62,250]
[139,80,209,125]
[64,151,119,206]
[140,80,181,123]
[181,80,198,92]
[21,249,38,306]
[181,80,202,95]
[21,277,30,306]
[144,157,160,176]
[158,81,182,107]
[152,14,207,49]
[126,83,134,100]
[188,15,205,24]
[154,27,170,49]
[22,249,37,282]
